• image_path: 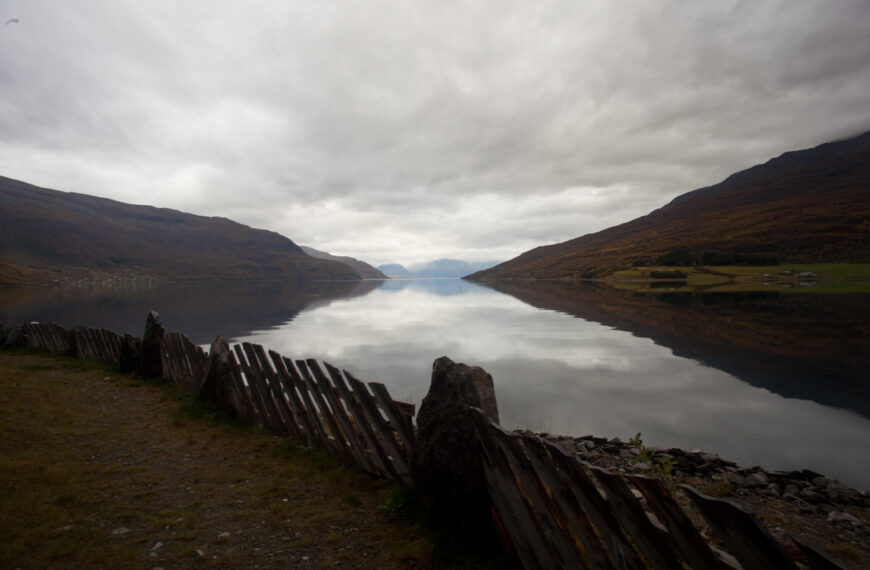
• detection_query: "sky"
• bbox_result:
[2,1,870,267]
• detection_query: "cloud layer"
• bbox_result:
[2,0,870,265]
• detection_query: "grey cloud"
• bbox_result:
[2,1,870,266]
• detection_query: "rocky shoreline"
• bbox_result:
[532,430,870,556]
[541,431,870,508]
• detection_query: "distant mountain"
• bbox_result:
[408,258,500,278]
[377,263,414,278]
[469,131,870,281]
[301,246,387,279]
[0,176,361,284]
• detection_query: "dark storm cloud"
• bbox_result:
[2,0,869,265]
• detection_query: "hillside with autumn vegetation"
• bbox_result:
[0,176,360,284]
[468,131,870,281]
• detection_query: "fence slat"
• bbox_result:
[522,436,616,570]
[243,343,290,435]
[367,381,415,461]
[314,362,378,471]
[627,475,724,570]
[344,371,411,484]
[250,345,304,443]
[682,485,799,570]
[261,351,306,444]
[494,431,586,568]
[327,366,391,478]
[588,466,683,570]
[275,355,321,447]
[295,360,354,462]
[234,344,280,432]
[227,350,258,423]
[469,409,549,570]
[285,358,332,450]
[343,370,407,483]
[294,359,345,456]
[543,440,646,570]
[789,535,850,570]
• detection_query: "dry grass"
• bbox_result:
[0,350,447,569]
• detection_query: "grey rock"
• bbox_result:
[744,473,768,488]
[411,357,499,541]
[200,336,248,419]
[137,311,165,378]
[762,483,781,498]
[724,472,746,487]
[812,476,831,489]
[795,498,817,514]
[827,511,863,527]
[783,484,801,500]
[799,488,826,504]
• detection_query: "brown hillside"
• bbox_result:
[469,131,870,280]
[0,176,360,284]
[301,246,388,279]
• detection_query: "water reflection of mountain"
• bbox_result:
[378,278,484,296]
[0,280,383,344]
[484,281,870,419]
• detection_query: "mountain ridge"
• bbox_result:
[301,246,387,279]
[0,176,361,284]
[468,131,870,281]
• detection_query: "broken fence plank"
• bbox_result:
[522,436,616,570]
[469,408,549,570]
[627,475,724,570]
[681,485,799,570]
[588,466,683,570]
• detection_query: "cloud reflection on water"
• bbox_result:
[240,278,870,489]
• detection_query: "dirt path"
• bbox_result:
[0,351,443,569]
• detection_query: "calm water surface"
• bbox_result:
[2,278,868,489]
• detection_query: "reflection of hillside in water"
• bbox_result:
[0,280,384,344]
[483,280,870,419]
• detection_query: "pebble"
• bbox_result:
[112,527,130,535]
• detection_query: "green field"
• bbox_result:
[607,263,870,293]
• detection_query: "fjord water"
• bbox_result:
[2,278,869,489]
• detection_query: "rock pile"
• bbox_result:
[533,432,870,516]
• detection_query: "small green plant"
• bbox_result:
[628,432,677,481]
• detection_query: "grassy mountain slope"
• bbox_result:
[469,131,870,281]
[0,176,360,284]
[301,246,387,279]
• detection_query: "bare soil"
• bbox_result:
[0,351,446,569]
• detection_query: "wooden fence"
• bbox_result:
[15,321,415,486]
[469,407,848,570]
[7,320,850,569]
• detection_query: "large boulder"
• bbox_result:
[411,356,500,543]
[136,311,165,378]
[200,336,248,419]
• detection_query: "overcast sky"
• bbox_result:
[2,1,870,266]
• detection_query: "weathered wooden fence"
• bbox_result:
[14,321,415,486]
[5,319,850,569]
[469,407,848,570]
